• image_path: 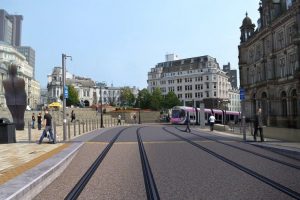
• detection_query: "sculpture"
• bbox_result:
[2,64,27,130]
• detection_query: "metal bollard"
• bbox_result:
[83,120,85,133]
[28,121,31,143]
[74,120,76,136]
[79,120,81,135]
[68,120,71,139]
[242,116,246,141]
[53,121,57,143]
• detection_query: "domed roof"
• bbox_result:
[242,12,253,27]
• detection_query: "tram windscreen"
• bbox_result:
[172,109,185,118]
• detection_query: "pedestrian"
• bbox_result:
[37,113,42,130]
[38,109,55,144]
[185,112,191,132]
[117,114,121,125]
[71,110,76,122]
[31,113,35,129]
[133,113,137,124]
[254,108,264,142]
[209,114,216,131]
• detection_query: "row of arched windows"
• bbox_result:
[257,89,298,117]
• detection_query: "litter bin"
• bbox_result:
[0,118,16,143]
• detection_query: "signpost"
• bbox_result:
[64,86,68,99]
[240,88,246,141]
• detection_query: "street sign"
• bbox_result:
[240,88,245,100]
[64,86,68,99]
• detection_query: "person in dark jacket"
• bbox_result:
[37,113,42,130]
[253,108,264,142]
[38,109,55,144]
[185,112,191,132]
[71,110,76,122]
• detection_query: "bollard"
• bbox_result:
[74,120,76,136]
[86,119,88,132]
[53,121,57,143]
[28,121,31,143]
[68,120,71,140]
[79,120,81,135]
[83,120,85,133]
[242,116,246,141]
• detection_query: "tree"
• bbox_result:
[66,85,79,106]
[150,88,163,110]
[164,91,181,109]
[120,87,135,106]
[135,89,151,109]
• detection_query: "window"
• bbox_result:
[177,86,182,91]
[291,89,297,116]
[279,58,286,78]
[281,91,287,116]
[206,76,209,81]
[277,31,284,49]
[289,54,296,75]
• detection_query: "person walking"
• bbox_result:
[38,109,55,144]
[37,113,42,130]
[31,113,35,129]
[71,110,76,122]
[209,114,216,131]
[254,108,264,142]
[117,114,122,125]
[133,114,137,124]
[185,112,191,132]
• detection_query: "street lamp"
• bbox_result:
[138,97,141,124]
[62,53,72,141]
[99,85,104,128]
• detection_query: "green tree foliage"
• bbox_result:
[136,89,151,109]
[150,88,163,110]
[66,85,79,106]
[164,91,181,109]
[120,87,135,106]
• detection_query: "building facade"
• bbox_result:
[0,9,22,46]
[47,67,138,107]
[0,42,40,109]
[223,62,238,89]
[239,0,300,128]
[147,54,240,111]
[15,46,35,78]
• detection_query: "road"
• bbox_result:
[34,125,300,200]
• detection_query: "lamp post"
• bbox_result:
[100,85,104,128]
[62,53,72,141]
[138,98,141,124]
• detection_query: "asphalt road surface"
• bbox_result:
[34,125,300,200]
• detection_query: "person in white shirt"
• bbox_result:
[209,114,216,131]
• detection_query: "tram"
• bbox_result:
[170,106,240,125]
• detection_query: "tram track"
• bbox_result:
[137,127,160,200]
[174,127,300,170]
[163,127,300,200]
[65,127,129,200]
[65,126,159,200]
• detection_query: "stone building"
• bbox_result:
[238,0,300,128]
[47,66,138,107]
[147,54,240,111]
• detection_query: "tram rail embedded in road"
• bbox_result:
[162,127,300,200]
[65,127,130,200]
[174,127,300,170]
[137,127,160,200]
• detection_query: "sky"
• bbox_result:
[2,0,260,89]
